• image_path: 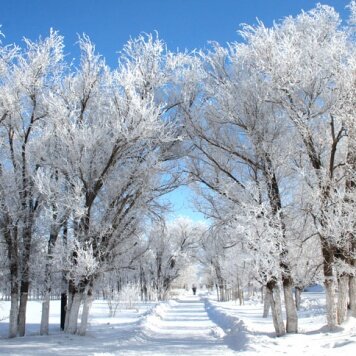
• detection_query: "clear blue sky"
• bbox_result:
[1,0,350,67]
[0,0,350,221]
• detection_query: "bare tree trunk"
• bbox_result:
[40,297,50,335]
[60,291,67,331]
[337,275,349,324]
[39,259,51,335]
[60,220,68,330]
[18,224,32,337]
[349,274,356,317]
[64,279,75,331]
[322,243,337,329]
[65,292,82,334]
[295,287,302,311]
[7,227,19,338]
[347,239,356,316]
[266,280,285,337]
[263,155,297,333]
[217,275,225,301]
[78,287,93,336]
[325,277,337,329]
[216,283,220,301]
[64,292,72,331]
[345,148,356,317]
[139,265,147,302]
[9,292,19,338]
[238,283,244,306]
[40,226,59,335]
[18,280,29,337]
[263,287,270,318]
[283,277,298,333]
[156,255,163,301]
[219,284,225,302]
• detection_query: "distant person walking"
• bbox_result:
[192,285,197,295]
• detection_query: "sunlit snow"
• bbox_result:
[1,288,355,355]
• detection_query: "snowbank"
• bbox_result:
[133,299,178,337]
[204,298,252,351]
[204,293,356,356]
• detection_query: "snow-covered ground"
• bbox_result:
[205,291,356,355]
[0,289,355,355]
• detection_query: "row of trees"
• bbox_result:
[186,3,356,336]
[0,2,355,339]
[0,30,199,337]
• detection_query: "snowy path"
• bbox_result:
[119,295,236,355]
[0,297,236,355]
[2,294,355,355]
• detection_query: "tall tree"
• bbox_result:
[183,42,298,335]
[237,4,355,328]
[0,30,64,337]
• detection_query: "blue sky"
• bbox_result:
[0,0,351,221]
[1,0,350,67]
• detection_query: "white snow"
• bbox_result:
[204,290,356,355]
[0,289,355,355]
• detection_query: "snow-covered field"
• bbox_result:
[0,290,355,355]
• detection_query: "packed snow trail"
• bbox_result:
[0,296,238,355]
[119,295,236,355]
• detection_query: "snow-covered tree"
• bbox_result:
[237,4,355,327]
[145,217,203,300]
[0,2,354,339]
[0,30,64,337]
[182,39,300,334]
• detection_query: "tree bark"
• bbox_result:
[215,265,225,302]
[40,298,50,335]
[6,227,19,338]
[238,284,244,306]
[9,292,19,338]
[216,283,220,301]
[263,287,271,318]
[64,280,75,331]
[40,226,59,335]
[345,147,356,317]
[60,292,67,331]
[17,280,29,337]
[18,224,32,337]
[325,278,337,329]
[263,154,298,333]
[337,275,349,324]
[64,292,82,334]
[78,287,93,336]
[322,243,337,329]
[349,274,356,317]
[295,287,302,311]
[60,220,68,330]
[266,280,285,337]
[282,276,298,333]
